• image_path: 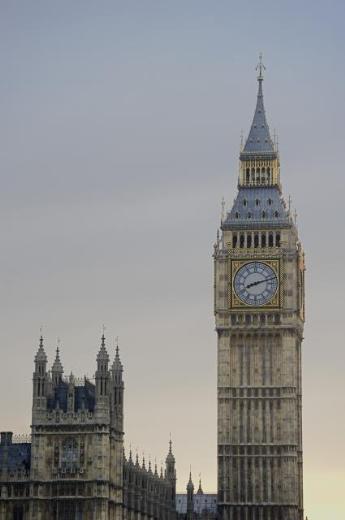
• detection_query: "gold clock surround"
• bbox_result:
[229,258,281,309]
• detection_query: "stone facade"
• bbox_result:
[214,61,305,520]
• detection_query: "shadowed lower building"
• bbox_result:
[176,474,217,519]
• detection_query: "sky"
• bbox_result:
[0,1,344,518]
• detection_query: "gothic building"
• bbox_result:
[0,336,177,519]
[214,58,305,520]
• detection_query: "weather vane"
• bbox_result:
[256,52,265,80]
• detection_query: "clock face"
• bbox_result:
[233,261,278,306]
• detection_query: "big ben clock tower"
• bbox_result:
[214,57,305,520]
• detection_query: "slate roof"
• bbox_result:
[175,493,217,514]
[0,442,31,473]
[241,77,276,158]
[47,379,95,412]
[222,187,290,230]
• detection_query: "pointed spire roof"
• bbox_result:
[166,438,175,464]
[52,347,63,374]
[97,334,109,362]
[187,469,194,491]
[197,476,203,494]
[128,447,133,464]
[35,336,47,363]
[241,54,275,157]
[112,339,123,372]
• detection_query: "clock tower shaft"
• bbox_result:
[214,61,305,520]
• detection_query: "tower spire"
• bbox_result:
[241,55,274,156]
[52,342,63,385]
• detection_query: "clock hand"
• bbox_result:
[246,276,276,289]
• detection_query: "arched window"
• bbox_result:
[262,211,266,219]
[254,234,259,248]
[235,212,239,219]
[247,234,252,248]
[274,211,279,218]
[269,233,274,247]
[276,233,281,247]
[232,234,238,248]
[61,438,78,468]
[255,199,260,206]
[240,234,245,248]
[247,212,252,219]
[261,233,266,247]
[268,198,272,206]
[243,199,247,207]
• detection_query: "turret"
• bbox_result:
[95,334,110,419]
[51,346,63,385]
[165,440,176,510]
[111,342,124,432]
[67,373,75,412]
[32,336,48,417]
[197,476,203,495]
[186,470,194,518]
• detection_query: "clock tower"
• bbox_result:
[214,58,305,520]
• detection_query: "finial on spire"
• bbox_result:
[256,52,265,81]
[288,195,292,214]
[221,197,225,223]
[101,324,106,345]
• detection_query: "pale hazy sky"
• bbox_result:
[1,2,344,518]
